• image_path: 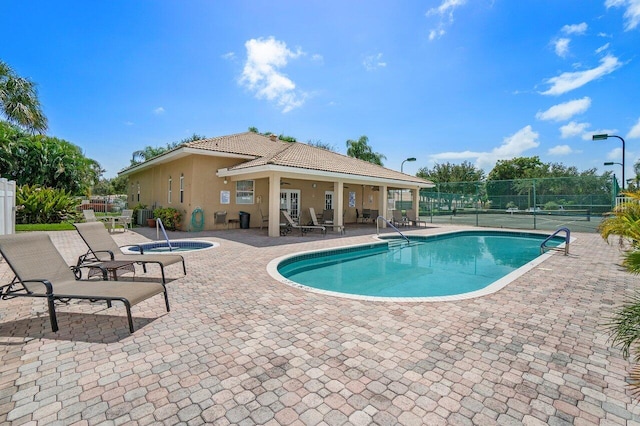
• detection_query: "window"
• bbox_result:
[180,174,184,203]
[168,176,172,203]
[236,180,254,204]
[137,183,140,202]
[325,191,333,210]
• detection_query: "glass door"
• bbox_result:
[280,190,301,219]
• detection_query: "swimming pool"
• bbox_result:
[124,240,217,253]
[270,230,566,301]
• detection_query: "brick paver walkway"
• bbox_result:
[1,225,639,425]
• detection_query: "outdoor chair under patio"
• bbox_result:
[281,210,326,236]
[406,209,427,227]
[0,232,169,333]
[73,222,186,284]
[83,209,98,222]
[309,207,344,234]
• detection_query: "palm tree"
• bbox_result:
[345,135,386,166]
[0,60,47,133]
[600,190,640,397]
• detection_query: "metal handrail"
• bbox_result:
[540,227,570,255]
[375,216,410,244]
[155,218,174,251]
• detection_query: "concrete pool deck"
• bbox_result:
[0,224,639,425]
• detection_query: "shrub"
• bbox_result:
[153,207,182,231]
[16,185,81,224]
[544,201,559,210]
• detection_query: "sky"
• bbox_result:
[2,0,640,181]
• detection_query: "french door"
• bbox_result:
[280,190,300,219]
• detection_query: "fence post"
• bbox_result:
[532,179,537,230]
[0,178,17,235]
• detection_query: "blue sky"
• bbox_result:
[2,1,639,180]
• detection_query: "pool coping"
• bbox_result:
[122,239,219,254]
[266,228,573,302]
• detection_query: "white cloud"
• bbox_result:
[222,52,235,60]
[239,36,306,113]
[540,54,622,95]
[548,145,576,155]
[628,117,640,139]
[608,147,623,160]
[554,38,571,57]
[363,53,387,71]
[429,29,446,41]
[536,97,591,122]
[153,107,165,115]
[124,121,134,126]
[606,0,640,31]
[430,125,540,171]
[311,54,324,62]
[560,121,590,138]
[595,43,610,53]
[426,0,467,41]
[562,22,588,35]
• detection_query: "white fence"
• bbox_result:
[0,178,16,235]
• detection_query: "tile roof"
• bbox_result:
[187,132,432,185]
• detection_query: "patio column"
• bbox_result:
[268,175,281,237]
[379,185,387,227]
[413,187,420,218]
[334,181,344,227]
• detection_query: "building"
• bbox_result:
[119,132,434,236]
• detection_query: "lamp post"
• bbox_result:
[400,157,416,211]
[594,134,626,189]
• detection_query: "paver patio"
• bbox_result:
[1,224,639,425]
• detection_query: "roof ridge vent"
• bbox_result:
[269,134,277,142]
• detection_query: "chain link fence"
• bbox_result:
[418,176,617,233]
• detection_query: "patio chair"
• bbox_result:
[214,211,228,229]
[0,232,169,333]
[361,208,371,223]
[309,207,344,234]
[73,222,186,284]
[406,209,427,228]
[259,207,269,230]
[391,209,407,227]
[281,210,326,236]
[115,209,133,231]
[83,209,98,222]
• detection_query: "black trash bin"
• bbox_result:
[239,211,250,229]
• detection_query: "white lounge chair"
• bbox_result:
[309,207,344,234]
[281,210,326,236]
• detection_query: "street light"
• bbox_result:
[593,134,626,189]
[401,157,416,173]
[400,157,416,212]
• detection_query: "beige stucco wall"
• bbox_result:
[127,155,390,231]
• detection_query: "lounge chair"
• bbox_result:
[73,222,186,284]
[83,209,98,222]
[0,232,169,333]
[406,209,427,227]
[281,210,326,236]
[309,207,344,234]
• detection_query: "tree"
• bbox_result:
[346,135,386,166]
[307,139,336,152]
[0,60,47,133]
[599,190,640,397]
[248,127,297,142]
[417,161,485,211]
[130,133,205,165]
[0,121,100,194]
[487,156,546,181]
[417,161,484,183]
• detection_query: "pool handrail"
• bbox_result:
[375,216,410,244]
[540,227,570,255]
[155,218,174,252]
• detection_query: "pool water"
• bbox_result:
[276,231,564,299]
[125,240,216,253]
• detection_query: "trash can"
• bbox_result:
[239,211,250,229]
